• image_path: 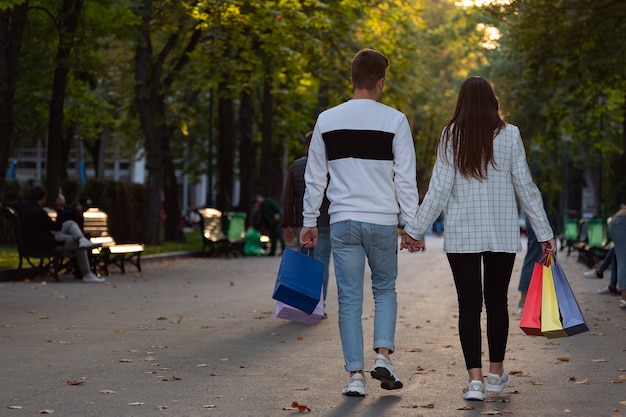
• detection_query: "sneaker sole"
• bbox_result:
[342,390,365,397]
[463,391,485,401]
[370,367,403,390]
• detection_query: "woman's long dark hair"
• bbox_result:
[441,76,505,180]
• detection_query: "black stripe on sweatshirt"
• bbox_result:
[322,129,394,161]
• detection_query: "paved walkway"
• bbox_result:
[0,237,624,417]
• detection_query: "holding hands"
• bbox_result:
[400,230,425,252]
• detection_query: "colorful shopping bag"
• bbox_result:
[540,256,568,339]
[276,288,324,325]
[551,261,589,336]
[272,248,324,314]
[520,252,553,336]
[519,261,545,336]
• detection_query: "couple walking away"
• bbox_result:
[299,48,556,400]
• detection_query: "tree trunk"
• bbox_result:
[45,0,84,206]
[134,0,162,245]
[0,2,28,204]
[259,75,273,198]
[238,89,254,220]
[162,135,185,241]
[216,80,235,211]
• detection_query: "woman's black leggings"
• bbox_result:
[447,252,516,370]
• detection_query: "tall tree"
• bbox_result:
[44,0,84,206]
[134,0,201,244]
[0,0,28,204]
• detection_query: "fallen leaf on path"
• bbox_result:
[119,358,134,362]
[530,381,543,385]
[619,401,626,406]
[609,375,626,383]
[58,341,74,345]
[286,401,311,412]
[457,406,475,410]
[8,405,23,409]
[558,355,570,362]
[197,363,209,367]
[155,406,167,410]
[509,370,524,376]
[100,390,117,394]
[592,358,609,362]
[575,378,589,384]
[202,404,217,408]
[39,410,54,414]
[66,380,85,385]
[157,316,168,320]
[292,387,309,391]
[128,402,144,406]
[296,336,304,340]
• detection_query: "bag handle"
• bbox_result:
[298,245,315,258]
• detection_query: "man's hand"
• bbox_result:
[299,226,318,248]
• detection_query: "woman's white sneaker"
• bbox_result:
[485,371,510,392]
[463,380,485,401]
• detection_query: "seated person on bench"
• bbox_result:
[56,194,92,236]
[17,186,105,283]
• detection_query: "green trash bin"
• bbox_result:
[585,218,605,248]
[227,212,246,240]
[564,218,579,242]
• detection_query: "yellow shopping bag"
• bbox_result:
[540,256,568,339]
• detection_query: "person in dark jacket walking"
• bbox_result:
[283,130,332,305]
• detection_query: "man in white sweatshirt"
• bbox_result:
[300,48,418,397]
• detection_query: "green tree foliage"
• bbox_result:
[6,0,565,243]
[480,0,626,226]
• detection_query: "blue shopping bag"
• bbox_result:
[551,262,589,337]
[272,248,324,314]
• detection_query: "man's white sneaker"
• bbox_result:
[463,380,485,401]
[485,371,510,392]
[83,273,105,283]
[370,354,403,390]
[342,373,366,397]
[583,269,602,279]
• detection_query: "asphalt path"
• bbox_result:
[1,236,624,417]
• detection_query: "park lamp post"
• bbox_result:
[597,93,607,219]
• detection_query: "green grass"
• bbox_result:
[0,230,203,270]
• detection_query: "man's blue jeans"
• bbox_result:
[330,220,398,372]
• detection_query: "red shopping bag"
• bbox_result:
[519,260,545,336]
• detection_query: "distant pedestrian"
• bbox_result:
[282,131,331,306]
[401,76,556,401]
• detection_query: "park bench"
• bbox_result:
[46,207,144,276]
[574,217,612,268]
[81,208,145,275]
[195,208,246,257]
[1,206,64,280]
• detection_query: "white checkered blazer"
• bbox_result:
[404,124,553,253]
